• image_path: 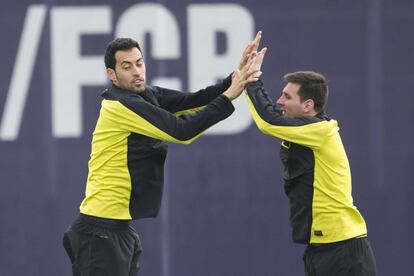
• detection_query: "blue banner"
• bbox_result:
[0,1,412,275]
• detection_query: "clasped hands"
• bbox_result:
[223,31,267,101]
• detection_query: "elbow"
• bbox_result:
[178,139,193,145]
[169,123,204,144]
[172,132,199,145]
[256,121,272,136]
[256,121,267,133]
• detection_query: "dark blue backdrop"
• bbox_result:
[1,0,413,275]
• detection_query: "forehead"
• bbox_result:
[114,47,143,64]
[283,82,301,96]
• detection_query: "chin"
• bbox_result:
[131,86,145,93]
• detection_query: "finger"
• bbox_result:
[242,43,251,57]
[252,31,262,52]
[232,69,241,79]
[241,76,259,87]
[240,52,250,65]
[244,53,257,67]
[241,40,256,62]
[254,47,267,65]
[241,58,256,75]
[253,72,262,79]
[238,43,254,70]
[246,67,261,78]
[249,47,267,72]
[246,74,259,84]
[252,71,262,78]
[239,70,260,86]
[252,31,261,46]
[248,77,260,83]
[243,52,256,64]
[258,47,267,59]
[246,31,261,54]
[247,51,258,62]
[245,42,254,54]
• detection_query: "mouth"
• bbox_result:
[132,79,144,85]
[277,104,285,115]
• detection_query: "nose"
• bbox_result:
[276,96,284,105]
[131,65,141,76]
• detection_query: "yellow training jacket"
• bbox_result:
[246,80,367,244]
[80,77,233,220]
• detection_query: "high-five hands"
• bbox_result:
[223,31,267,101]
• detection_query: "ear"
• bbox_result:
[106,68,116,82]
[303,99,315,113]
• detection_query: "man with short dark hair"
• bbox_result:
[62,34,264,276]
[246,70,377,275]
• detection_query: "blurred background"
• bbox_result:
[0,0,412,275]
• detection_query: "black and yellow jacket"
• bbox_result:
[80,76,234,220]
[246,80,367,244]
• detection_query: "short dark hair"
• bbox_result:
[104,38,142,70]
[283,71,329,113]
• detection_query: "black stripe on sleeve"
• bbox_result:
[153,74,233,113]
[120,94,234,141]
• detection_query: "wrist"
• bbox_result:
[223,90,235,101]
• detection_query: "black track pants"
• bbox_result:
[63,214,142,276]
[303,237,377,276]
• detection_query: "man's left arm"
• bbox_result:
[154,74,232,114]
[246,80,333,149]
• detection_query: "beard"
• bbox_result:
[113,73,146,93]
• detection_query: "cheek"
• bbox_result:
[286,102,300,113]
[291,103,301,111]
[294,104,306,114]
[120,71,131,79]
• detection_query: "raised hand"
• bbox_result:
[224,50,266,101]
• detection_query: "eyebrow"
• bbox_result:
[120,58,143,66]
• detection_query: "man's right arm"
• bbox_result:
[102,54,262,145]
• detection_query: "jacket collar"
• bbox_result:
[102,84,159,106]
[102,84,139,99]
[316,110,331,121]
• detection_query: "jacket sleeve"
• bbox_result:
[245,80,337,149]
[101,94,234,144]
[154,74,233,114]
